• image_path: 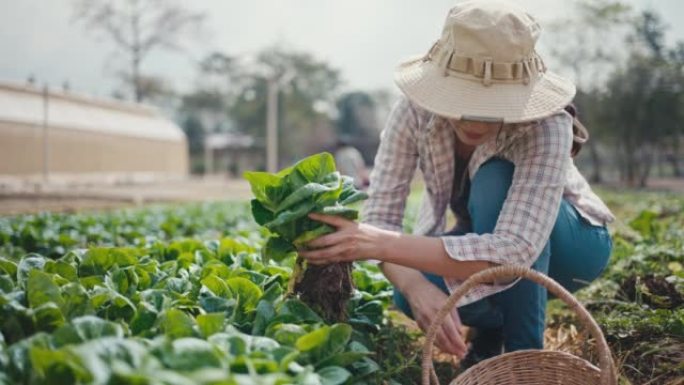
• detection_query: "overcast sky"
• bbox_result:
[1,0,683,100]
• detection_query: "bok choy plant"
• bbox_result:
[244,153,368,322]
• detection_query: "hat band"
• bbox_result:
[423,41,547,86]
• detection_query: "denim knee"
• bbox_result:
[392,289,414,319]
[468,158,515,233]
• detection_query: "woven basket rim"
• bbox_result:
[449,349,601,385]
[455,349,601,381]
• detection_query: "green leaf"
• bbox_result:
[209,332,247,356]
[628,210,658,238]
[350,300,384,326]
[158,338,225,371]
[52,316,124,346]
[338,176,369,205]
[30,347,92,384]
[275,182,339,213]
[107,267,139,297]
[161,308,197,339]
[296,326,330,351]
[279,299,323,323]
[0,258,17,280]
[130,301,159,336]
[79,275,104,290]
[27,270,63,309]
[315,174,346,208]
[318,205,358,220]
[5,333,50,380]
[351,357,380,377]
[134,265,153,290]
[251,300,276,336]
[17,255,46,287]
[324,324,352,357]
[273,347,300,372]
[201,275,231,298]
[269,323,307,347]
[201,260,232,280]
[218,237,254,259]
[263,236,296,263]
[45,260,77,281]
[243,171,287,211]
[315,352,369,368]
[79,248,113,277]
[33,302,65,332]
[225,277,263,312]
[292,152,336,184]
[199,292,236,315]
[90,288,136,321]
[70,338,149,383]
[318,366,351,385]
[108,247,140,267]
[292,225,334,249]
[299,324,354,366]
[251,199,276,226]
[264,200,318,233]
[0,275,13,293]
[261,282,283,303]
[197,313,226,338]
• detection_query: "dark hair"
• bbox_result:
[564,103,589,157]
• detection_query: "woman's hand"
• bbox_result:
[301,214,467,357]
[406,280,468,359]
[297,213,395,264]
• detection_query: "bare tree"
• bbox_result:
[198,52,242,96]
[73,0,205,102]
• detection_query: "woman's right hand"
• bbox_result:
[406,280,468,359]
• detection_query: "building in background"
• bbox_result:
[0,82,188,184]
[204,132,263,177]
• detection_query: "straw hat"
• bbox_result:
[394,0,576,123]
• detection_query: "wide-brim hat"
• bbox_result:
[395,0,576,123]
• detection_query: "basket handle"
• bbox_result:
[421,265,617,385]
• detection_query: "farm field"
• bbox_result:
[0,189,682,385]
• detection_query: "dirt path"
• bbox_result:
[0,177,252,216]
[3,176,684,216]
[643,177,684,192]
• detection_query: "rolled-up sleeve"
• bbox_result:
[361,97,420,232]
[442,112,573,305]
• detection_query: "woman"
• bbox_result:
[299,0,614,367]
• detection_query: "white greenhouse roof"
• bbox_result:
[205,132,255,150]
[0,82,185,142]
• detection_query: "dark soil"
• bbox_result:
[620,274,684,309]
[294,262,354,323]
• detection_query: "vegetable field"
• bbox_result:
[0,203,392,385]
[549,191,684,385]
[0,190,682,384]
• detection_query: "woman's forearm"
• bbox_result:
[300,213,493,280]
[380,262,428,296]
[377,232,494,280]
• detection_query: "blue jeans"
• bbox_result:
[393,158,612,352]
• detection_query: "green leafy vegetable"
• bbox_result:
[244,152,368,263]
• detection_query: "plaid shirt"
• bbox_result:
[362,97,615,306]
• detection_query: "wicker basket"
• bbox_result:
[421,265,617,385]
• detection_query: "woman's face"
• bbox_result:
[448,119,500,146]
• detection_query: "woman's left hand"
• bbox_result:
[298,213,393,264]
